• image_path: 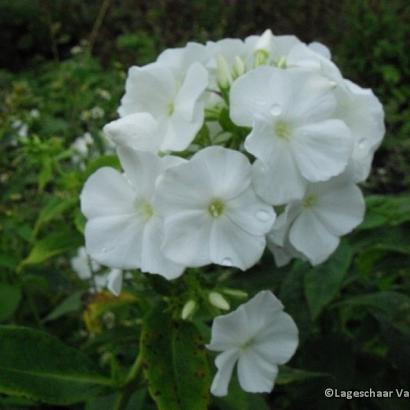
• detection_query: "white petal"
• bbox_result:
[289,210,340,265]
[174,63,208,121]
[253,311,299,365]
[106,269,123,296]
[81,167,136,219]
[209,216,266,270]
[237,348,278,393]
[210,349,240,397]
[160,104,204,151]
[140,217,185,279]
[161,210,211,267]
[192,146,252,199]
[252,155,306,205]
[103,113,162,152]
[119,63,176,117]
[292,119,352,182]
[308,41,331,59]
[85,214,145,269]
[227,189,275,236]
[310,181,365,236]
[117,147,161,198]
[230,66,292,126]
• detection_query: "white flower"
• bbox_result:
[335,79,385,182]
[71,246,100,280]
[269,176,365,265]
[155,146,275,270]
[230,66,353,205]
[207,290,298,396]
[115,62,208,152]
[80,147,185,279]
[106,268,123,296]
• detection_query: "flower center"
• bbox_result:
[274,120,292,140]
[167,102,175,116]
[136,199,154,220]
[208,199,225,218]
[303,194,317,209]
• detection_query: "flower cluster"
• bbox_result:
[79,29,385,398]
[81,29,384,274]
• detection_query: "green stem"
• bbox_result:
[114,352,143,410]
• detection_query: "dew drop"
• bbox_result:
[256,210,271,222]
[222,257,233,267]
[270,104,282,117]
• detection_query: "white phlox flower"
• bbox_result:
[155,146,276,270]
[111,61,208,152]
[207,290,299,396]
[268,176,365,265]
[230,66,353,205]
[80,147,185,279]
[71,246,100,280]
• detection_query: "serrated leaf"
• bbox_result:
[0,284,21,321]
[140,304,211,410]
[304,242,353,320]
[0,326,112,404]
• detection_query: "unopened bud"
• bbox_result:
[216,55,232,89]
[276,56,287,69]
[232,56,246,79]
[209,292,230,311]
[181,299,197,320]
[221,288,248,299]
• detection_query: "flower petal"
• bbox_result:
[289,210,340,265]
[141,217,185,279]
[227,189,275,236]
[210,216,266,270]
[237,348,278,393]
[80,167,136,219]
[210,349,240,397]
[103,113,162,152]
[106,269,123,296]
[252,154,306,206]
[291,119,352,182]
[161,210,211,267]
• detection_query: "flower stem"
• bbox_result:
[113,351,143,410]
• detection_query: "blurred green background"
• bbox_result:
[0,1,409,409]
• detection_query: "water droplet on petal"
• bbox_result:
[270,104,282,117]
[358,138,367,149]
[256,209,271,222]
[222,257,233,267]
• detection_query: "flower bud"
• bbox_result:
[221,288,248,299]
[216,55,232,89]
[209,292,230,311]
[255,29,274,53]
[181,299,197,320]
[232,56,246,79]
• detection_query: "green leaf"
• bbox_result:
[84,155,120,179]
[276,366,329,385]
[34,196,77,236]
[304,242,353,320]
[0,253,18,270]
[43,291,84,323]
[140,304,211,410]
[0,326,112,404]
[214,373,269,410]
[0,284,21,321]
[360,195,410,230]
[19,228,82,270]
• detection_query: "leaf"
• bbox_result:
[276,366,329,385]
[140,304,211,410]
[214,373,269,410]
[304,242,353,320]
[19,228,82,270]
[360,195,410,230]
[43,291,84,323]
[85,389,149,410]
[0,253,18,270]
[0,283,21,321]
[84,155,120,179]
[34,196,77,236]
[0,326,112,404]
